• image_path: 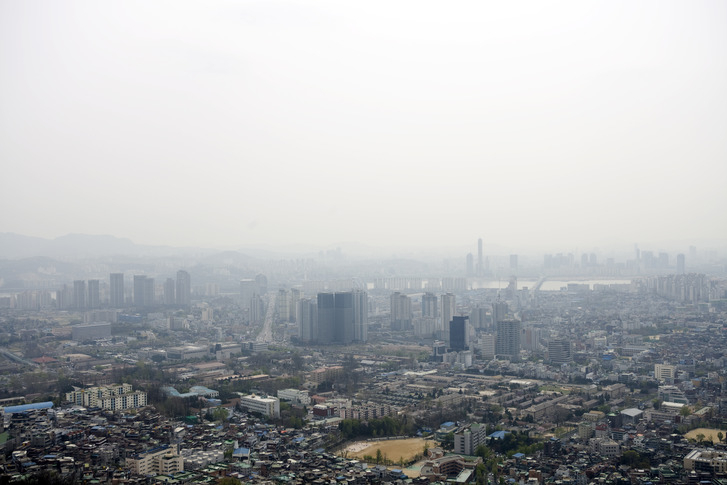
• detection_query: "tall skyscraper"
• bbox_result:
[143,278,155,307]
[297,298,318,342]
[317,292,336,344]
[466,253,474,277]
[73,280,86,309]
[390,292,412,331]
[313,291,368,344]
[176,270,191,306]
[496,319,521,361]
[110,273,124,308]
[277,289,289,323]
[289,288,301,322]
[492,301,508,324]
[477,238,483,276]
[677,253,686,274]
[510,254,518,273]
[422,292,438,319]
[133,275,147,307]
[164,278,175,305]
[450,315,469,351]
[441,293,456,337]
[87,280,100,309]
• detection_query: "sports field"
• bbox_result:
[685,428,726,443]
[342,437,435,463]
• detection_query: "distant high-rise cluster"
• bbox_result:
[298,290,368,344]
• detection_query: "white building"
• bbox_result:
[454,423,487,455]
[277,388,311,406]
[238,394,280,418]
[65,384,147,410]
[126,445,183,475]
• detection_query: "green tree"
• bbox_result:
[375,448,383,465]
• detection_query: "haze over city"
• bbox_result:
[2,0,726,251]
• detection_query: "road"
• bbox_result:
[256,292,276,343]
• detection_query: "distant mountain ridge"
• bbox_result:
[0,233,217,259]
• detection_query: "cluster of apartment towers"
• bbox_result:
[60,270,192,310]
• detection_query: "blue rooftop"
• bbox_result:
[3,402,54,414]
[488,430,509,439]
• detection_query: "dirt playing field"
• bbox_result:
[343,437,436,463]
[685,428,726,443]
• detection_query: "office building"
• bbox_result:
[176,270,191,306]
[289,288,301,322]
[496,319,521,361]
[449,315,469,351]
[548,338,573,364]
[441,293,455,335]
[255,273,268,294]
[390,291,412,331]
[87,280,100,309]
[73,280,86,309]
[71,322,111,341]
[654,364,677,383]
[110,273,124,308]
[277,388,311,406]
[469,307,488,329]
[238,394,280,418]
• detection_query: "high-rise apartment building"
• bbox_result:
[492,301,508,324]
[73,280,86,309]
[297,298,318,342]
[133,275,147,307]
[496,319,521,361]
[143,278,155,307]
[311,291,368,344]
[87,279,100,309]
[176,270,191,306]
[240,279,258,311]
[466,253,474,277]
[390,292,412,331]
[422,292,438,319]
[110,273,124,308]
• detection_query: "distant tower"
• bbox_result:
[87,280,100,309]
[449,315,470,351]
[255,274,268,295]
[73,280,86,309]
[677,254,686,274]
[110,273,124,308]
[477,238,484,276]
[496,319,521,361]
[176,270,191,307]
[492,301,508,324]
[510,254,518,273]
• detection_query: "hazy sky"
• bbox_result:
[2,1,726,251]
